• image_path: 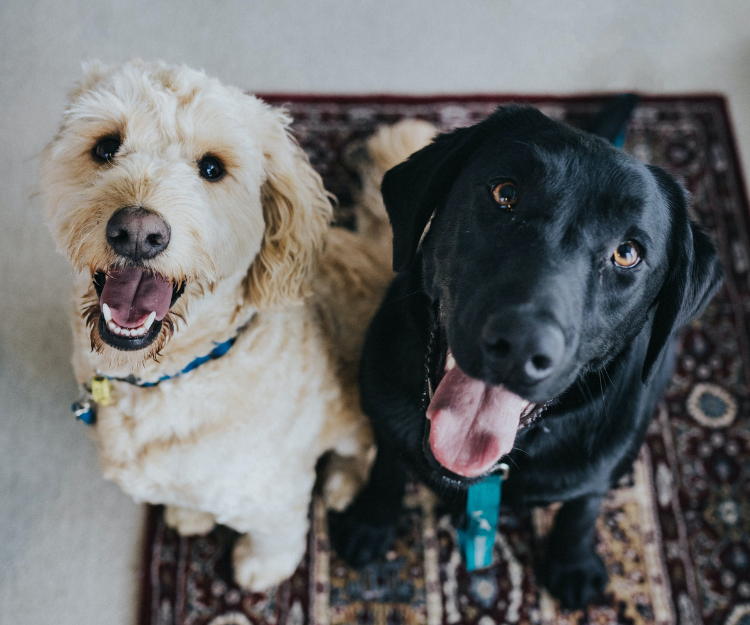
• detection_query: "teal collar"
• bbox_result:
[458,464,508,571]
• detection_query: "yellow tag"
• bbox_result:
[91,376,111,406]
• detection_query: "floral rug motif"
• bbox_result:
[139,95,750,625]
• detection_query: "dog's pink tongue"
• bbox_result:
[426,355,529,477]
[100,267,173,328]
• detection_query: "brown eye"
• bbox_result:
[492,182,517,209]
[93,136,121,162]
[612,241,640,267]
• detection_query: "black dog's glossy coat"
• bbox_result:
[330,105,723,609]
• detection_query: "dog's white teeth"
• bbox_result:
[104,311,156,338]
[446,353,456,371]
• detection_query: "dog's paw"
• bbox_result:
[328,507,396,568]
[539,549,609,610]
[322,469,361,512]
[164,506,215,536]
[232,534,303,591]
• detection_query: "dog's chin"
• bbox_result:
[420,421,493,490]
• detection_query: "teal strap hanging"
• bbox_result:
[458,464,508,571]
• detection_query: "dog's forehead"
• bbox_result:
[66,65,264,155]
[447,127,674,261]
[468,131,665,223]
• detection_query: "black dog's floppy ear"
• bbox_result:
[641,165,724,382]
[381,123,479,271]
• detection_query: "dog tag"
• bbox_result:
[91,376,112,406]
[72,400,95,425]
[457,464,508,571]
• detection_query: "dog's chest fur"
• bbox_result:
[82,299,345,530]
[67,229,389,533]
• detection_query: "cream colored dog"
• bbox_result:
[41,59,434,590]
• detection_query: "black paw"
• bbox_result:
[539,549,608,610]
[328,507,397,568]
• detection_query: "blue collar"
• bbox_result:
[72,332,241,425]
[109,334,238,387]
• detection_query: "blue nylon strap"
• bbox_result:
[129,336,237,388]
[71,335,239,424]
[458,474,503,570]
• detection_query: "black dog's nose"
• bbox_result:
[106,207,170,262]
[482,311,565,384]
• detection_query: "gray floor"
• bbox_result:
[2,1,750,623]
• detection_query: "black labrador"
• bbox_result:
[330,104,723,609]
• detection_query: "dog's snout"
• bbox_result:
[482,311,565,384]
[106,207,170,262]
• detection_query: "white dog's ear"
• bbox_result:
[246,105,333,309]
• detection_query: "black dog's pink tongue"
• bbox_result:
[100,267,173,328]
[426,352,530,477]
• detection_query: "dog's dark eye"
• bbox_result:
[491,182,517,209]
[93,137,121,162]
[612,241,640,268]
[198,155,224,181]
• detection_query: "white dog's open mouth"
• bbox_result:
[93,267,185,351]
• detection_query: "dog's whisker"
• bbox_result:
[598,370,610,425]
[506,455,520,470]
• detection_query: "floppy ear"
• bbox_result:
[382,104,552,271]
[381,124,480,271]
[246,105,333,309]
[641,165,723,382]
[380,126,484,271]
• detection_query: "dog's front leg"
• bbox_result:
[164,505,216,536]
[232,507,310,592]
[539,495,608,610]
[328,440,406,568]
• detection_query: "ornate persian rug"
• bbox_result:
[138,96,750,625]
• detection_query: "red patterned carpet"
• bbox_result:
[138,95,750,625]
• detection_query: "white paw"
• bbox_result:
[322,469,360,512]
[232,534,305,591]
[164,506,215,536]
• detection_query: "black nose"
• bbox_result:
[106,207,170,261]
[482,311,565,384]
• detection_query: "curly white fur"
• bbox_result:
[40,59,435,591]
